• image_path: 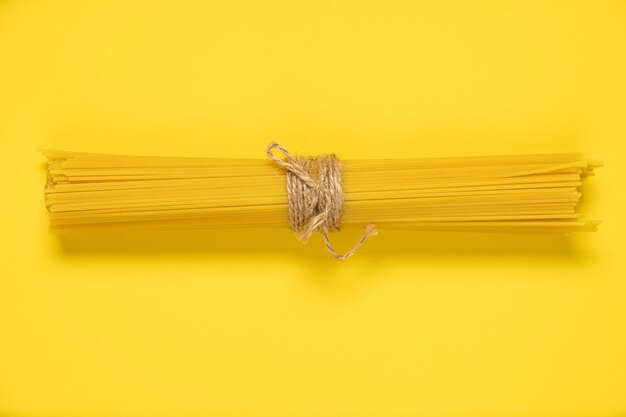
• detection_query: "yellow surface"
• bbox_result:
[1,1,625,416]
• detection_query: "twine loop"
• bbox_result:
[267,142,377,260]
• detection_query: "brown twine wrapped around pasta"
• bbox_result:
[266,142,377,260]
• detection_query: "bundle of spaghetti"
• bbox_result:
[42,148,602,237]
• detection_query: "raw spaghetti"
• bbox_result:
[42,144,602,258]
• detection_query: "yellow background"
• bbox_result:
[1,1,625,416]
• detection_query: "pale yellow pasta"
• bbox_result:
[42,150,602,234]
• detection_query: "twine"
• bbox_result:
[266,142,377,260]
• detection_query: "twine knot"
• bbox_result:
[267,142,377,260]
